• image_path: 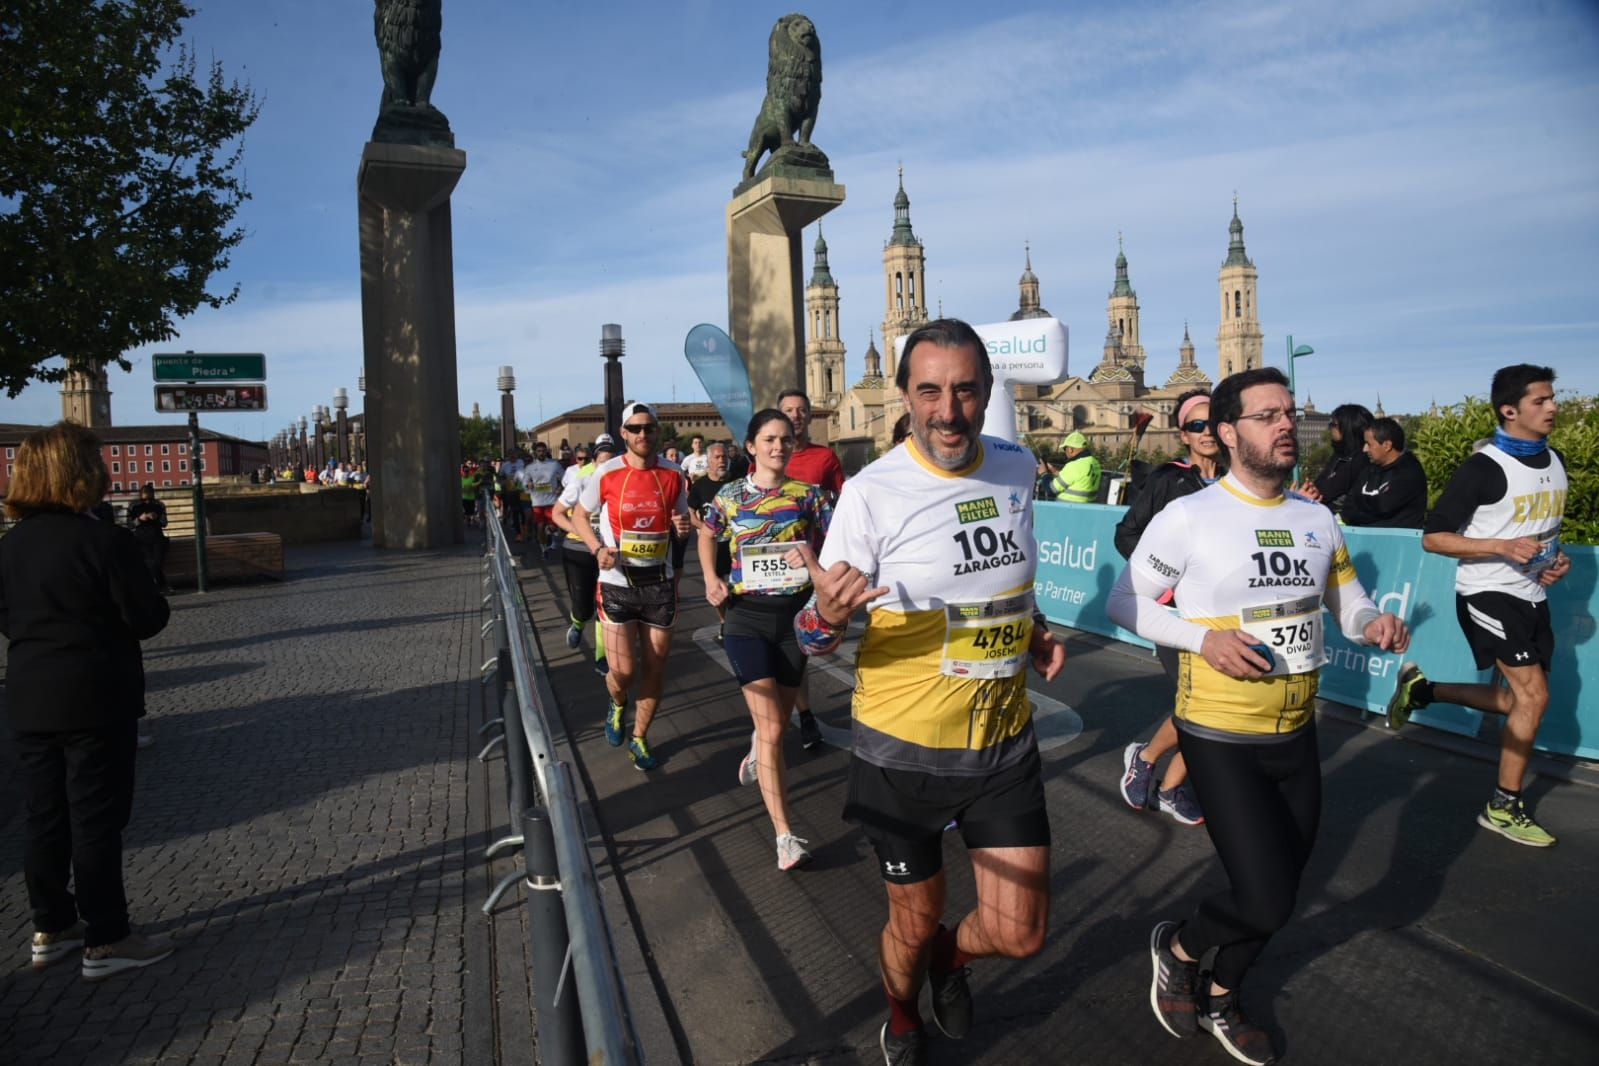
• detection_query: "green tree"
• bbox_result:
[459,414,502,460]
[0,1,259,396]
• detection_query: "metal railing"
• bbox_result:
[480,514,641,1064]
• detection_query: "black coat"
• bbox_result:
[1114,460,1211,560]
[1313,451,1369,517]
[0,511,170,732]
[1340,450,1428,529]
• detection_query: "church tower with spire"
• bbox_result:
[1165,322,1213,388]
[880,167,928,387]
[1107,234,1144,370]
[804,224,846,413]
[61,361,113,428]
[1010,243,1050,321]
[1216,196,1263,380]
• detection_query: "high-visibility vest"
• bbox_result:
[1052,454,1101,503]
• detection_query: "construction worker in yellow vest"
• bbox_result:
[1050,431,1102,503]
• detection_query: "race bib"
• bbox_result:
[941,593,1033,679]
[1238,593,1324,675]
[739,540,806,593]
[618,529,668,566]
[1518,531,1561,576]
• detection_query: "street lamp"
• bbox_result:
[1286,334,1314,481]
[333,388,350,464]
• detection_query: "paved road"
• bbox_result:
[518,549,1599,1066]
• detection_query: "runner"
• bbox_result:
[573,404,692,771]
[1110,389,1221,826]
[460,462,481,528]
[520,442,566,559]
[700,411,831,870]
[682,433,710,481]
[778,388,845,751]
[791,319,1066,1066]
[686,441,734,640]
[552,439,612,674]
[1387,363,1570,847]
[1107,366,1409,1066]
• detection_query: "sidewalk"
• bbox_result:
[518,551,1599,1066]
[1,542,504,1065]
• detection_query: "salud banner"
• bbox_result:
[1031,501,1599,759]
[684,324,754,440]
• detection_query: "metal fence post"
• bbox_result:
[523,807,582,1064]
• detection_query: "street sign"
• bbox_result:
[154,384,267,412]
[151,353,266,381]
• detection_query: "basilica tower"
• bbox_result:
[61,362,113,428]
[1216,197,1263,380]
[1107,235,1144,370]
[880,167,928,387]
[1010,243,1051,321]
[804,224,846,411]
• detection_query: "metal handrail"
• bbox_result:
[483,516,641,1064]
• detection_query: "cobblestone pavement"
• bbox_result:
[0,541,505,1066]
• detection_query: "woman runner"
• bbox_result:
[699,410,832,870]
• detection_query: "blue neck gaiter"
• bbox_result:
[1493,427,1548,458]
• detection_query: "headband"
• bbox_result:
[1177,395,1210,426]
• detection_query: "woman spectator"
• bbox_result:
[1,422,174,980]
[1311,403,1374,516]
[125,482,172,593]
[699,410,831,871]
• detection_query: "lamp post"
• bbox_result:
[1286,334,1314,481]
[356,372,367,465]
[334,388,350,464]
[298,415,308,474]
[497,365,517,458]
[601,324,625,442]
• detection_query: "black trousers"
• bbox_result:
[13,720,138,947]
[1176,722,1321,990]
[562,546,599,625]
[136,533,167,588]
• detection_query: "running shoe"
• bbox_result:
[1478,797,1556,847]
[878,1022,926,1066]
[738,734,759,786]
[1387,662,1427,730]
[1148,921,1198,1038]
[565,622,582,650]
[928,964,972,1039]
[1200,989,1277,1065]
[627,735,659,771]
[1121,742,1157,811]
[799,712,823,750]
[593,655,609,676]
[604,701,625,747]
[81,932,176,982]
[30,919,87,969]
[1158,784,1205,826]
[775,833,811,870]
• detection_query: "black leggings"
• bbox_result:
[561,546,598,625]
[1176,723,1321,990]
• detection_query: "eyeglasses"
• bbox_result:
[1180,419,1211,434]
[622,423,658,435]
[1234,407,1300,426]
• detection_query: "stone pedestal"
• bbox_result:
[726,173,845,410]
[358,142,467,549]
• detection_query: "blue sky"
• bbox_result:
[8,0,1599,440]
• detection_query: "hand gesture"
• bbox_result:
[1030,623,1066,681]
[1538,551,1572,588]
[1499,537,1542,565]
[1289,480,1322,502]
[1361,612,1410,653]
[787,542,888,626]
[1200,629,1273,679]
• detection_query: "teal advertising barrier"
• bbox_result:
[1032,501,1599,760]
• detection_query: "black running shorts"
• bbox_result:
[599,581,677,629]
[722,593,807,687]
[1455,591,1553,672]
[845,748,1050,885]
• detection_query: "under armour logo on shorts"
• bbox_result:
[884,861,909,876]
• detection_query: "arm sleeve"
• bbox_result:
[823,453,845,494]
[1423,453,1503,534]
[1104,504,1211,653]
[809,485,833,550]
[557,476,581,509]
[1323,524,1381,642]
[577,468,602,512]
[1113,470,1164,559]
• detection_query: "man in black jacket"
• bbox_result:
[1343,417,1428,529]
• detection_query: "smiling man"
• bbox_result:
[792,318,1066,1066]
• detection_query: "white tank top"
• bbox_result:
[1454,444,1567,602]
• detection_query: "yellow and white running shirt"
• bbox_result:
[1108,476,1381,737]
[819,435,1040,775]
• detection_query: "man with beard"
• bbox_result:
[1108,366,1409,1066]
[792,319,1066,1065]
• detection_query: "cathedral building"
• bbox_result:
[62,362,114,428]
[815,180,1265,467]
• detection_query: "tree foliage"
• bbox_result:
[0,0,259,396]
[459,414,503,461]
[1408,393,1597,546]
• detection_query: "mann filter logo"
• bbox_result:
[955,497,1000,524]
[952,604,986,620]
[1247,606,1276,622]
[1255,530,1294,547]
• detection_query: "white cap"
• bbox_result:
[592,433,616,449]
[619,401,656,423]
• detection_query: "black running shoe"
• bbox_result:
[878,1022,926,1066]
[1149,921,1199,1038]
[928,964,972,1039]
[799,712,823,750]
[1200,990,1277,1065]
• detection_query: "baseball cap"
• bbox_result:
[1064,431,1089,448]
[618,401,656,424]
[592,433,616,450]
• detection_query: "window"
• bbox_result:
[162,460,171,472]
[145,460,154,473]
[109,446,117,457]
[6,464,12,476]
[908,273,916,306]
[161,444,170,455]
[824,309,831,338]
[178,459,188,471]
[112,461,120,473]
[1234,290,1242,318]
[162,480,172,487]
[112,481,121,492]
[144,445,153,456]
[178,444,186,455]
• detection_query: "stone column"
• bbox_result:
[358,142,467,549]
[726,173,845,409]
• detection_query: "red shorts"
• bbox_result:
[530,506,554,525]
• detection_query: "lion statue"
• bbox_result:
[741,14,823,181]
[375,0,441,111]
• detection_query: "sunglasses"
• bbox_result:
[1181,419,1211,434]
[622,423,658,435]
